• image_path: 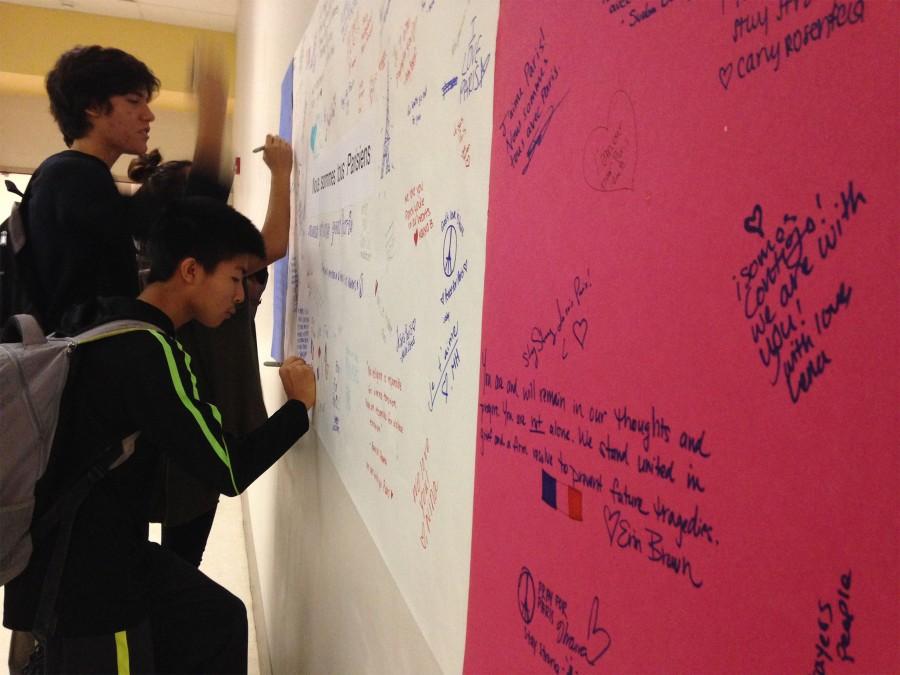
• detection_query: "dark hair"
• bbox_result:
[46,45,160,146]
[145,197,265,283]
[128,149,192,201]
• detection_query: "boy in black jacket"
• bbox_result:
[3,196,316,674]
[24,45,161,332]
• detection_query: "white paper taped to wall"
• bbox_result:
[285,1,500,672]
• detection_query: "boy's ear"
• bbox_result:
[85,98,114,119]
[178,257,203,285]
[84,103,104,119]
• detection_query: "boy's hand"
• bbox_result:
[190,40,228,181]
[192,41,228,115]
[262,135,293,178]
[279,356,316,408]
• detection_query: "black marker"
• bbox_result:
[263,360,282,367]
[252,145,265,153]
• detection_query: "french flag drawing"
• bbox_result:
[541,469,583,521]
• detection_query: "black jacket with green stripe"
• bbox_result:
[3,297,309,636]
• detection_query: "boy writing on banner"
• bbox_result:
[3,196,316,674]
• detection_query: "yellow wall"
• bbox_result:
[0,2,234,175]
[0,2,235,94]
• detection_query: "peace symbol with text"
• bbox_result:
[517,566,536,624]
[442,226,458,277]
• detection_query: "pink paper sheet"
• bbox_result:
[466,1,898,672]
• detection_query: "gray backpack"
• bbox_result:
[0,315,154,596]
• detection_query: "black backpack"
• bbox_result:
[0,179,43,329]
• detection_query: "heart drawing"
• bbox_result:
[582,90,637,192]
[743,203,764,238]
[718,63,733,90]
[602,505,620,546]
[572,319,588,349]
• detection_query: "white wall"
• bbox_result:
[232,3,441,673]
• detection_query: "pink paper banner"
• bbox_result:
[466,1,898,672]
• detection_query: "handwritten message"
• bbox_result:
[460,16,492,103]
[733,180,866,403]
[412,438,439,548]
[428,321,461,411]
[366,362,405,434]
[407,86,427,125]
[393,15,418,84]
[307,210,354,245]
[403,182,435,245]
[499,27,568,175]
[345,7,374,70]
[396,317,417,362]
[321,263,364,298]
[518,566,613,673]
[366,459,395,499]
[718,0,866,91]
[453,117,472,168]
[296,306,310,359]
[601,0,693,29]
[357,63,381,115]
[481,352,718,590]
[812,569,856,674]
[522,270,593,369]
[339,80,354,116]
[582,91,637,192]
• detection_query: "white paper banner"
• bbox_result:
[286,1,501,672]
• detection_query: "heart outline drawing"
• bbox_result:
[718,63,733,90]
[572,319,588,349]
[582,90,638,192]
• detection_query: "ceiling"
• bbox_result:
[2,0,238,32]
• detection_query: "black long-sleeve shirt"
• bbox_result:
[24,151,147,332]
[3,297,309,635]
[23,150,228,333]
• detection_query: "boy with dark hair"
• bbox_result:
[24,45,161,331]
[127,134,294,571]
[2,196,317,674]
[45,45,160,149]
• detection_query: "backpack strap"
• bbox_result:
[72,319,161,345]
[1,313,45,345]
[2,315,161,346]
